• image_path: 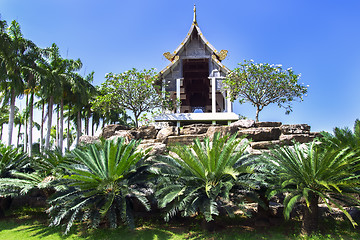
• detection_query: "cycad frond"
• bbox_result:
[154,133,251,222]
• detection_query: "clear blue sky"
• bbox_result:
[1,0,360,133]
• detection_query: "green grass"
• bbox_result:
[0,207,359,240]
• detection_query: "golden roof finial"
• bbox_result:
[193,4,197,25]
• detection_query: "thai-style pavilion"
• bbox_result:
[154,5,239,126]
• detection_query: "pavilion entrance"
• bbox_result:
[181,58,210,113]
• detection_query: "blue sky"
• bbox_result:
[1,0,360,133]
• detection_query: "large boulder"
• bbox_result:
[180,124,212,135]
[100,124,130,139]
[250,140,281,149]
[167,134,206,145]
[108,130,134,143]
[79,135,99,145]
[230,119,255,128]
[138,143,167,156]
[238,127,281,142]
[156,126,178,142]
[280,124,310,134]
[131,125,158,140]
[255,122,282,128]
[206,126,238,139]
[279,134,315,144]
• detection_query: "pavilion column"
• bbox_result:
[162,79,166,112]
[176,78,181,113]
[227,90,232,113]
[211,77,216,113]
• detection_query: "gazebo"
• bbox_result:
[154,5,239,127]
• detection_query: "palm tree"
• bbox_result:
[37,43,73,150]
[0,20,35,146]
[0,93,9,141]
[66,72,96,146]
[0,105,9,141]
[14,107,25,147]
[154,133,251,228]
[260,141,360,235]
[58,58,83,151]
[34,98,46,152]
[48,138,151,234]
[22,47,42,157]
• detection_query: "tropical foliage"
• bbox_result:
[320,119,360,149]
[153,133,252,223]
[259,141,360,235]
[47,138,151,234]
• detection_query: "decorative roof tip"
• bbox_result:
[193,4,197,25]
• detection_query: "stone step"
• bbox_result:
[250,140,281,149]
[167,134,206,145]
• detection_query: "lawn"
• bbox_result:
[0,207,359,240]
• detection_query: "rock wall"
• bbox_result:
[80,120,321,155]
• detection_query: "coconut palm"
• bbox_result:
[154,133,251,227]
[260,141,360,235]
[47,138,151,234]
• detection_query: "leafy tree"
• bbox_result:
[47,138,151,234]
[92,68,170,127]
[224,60,308,122]
[153,133,251,228]
[260,141,360,235]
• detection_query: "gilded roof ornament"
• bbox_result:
[217,50,228,60]
[163,52,175,61]
[193,4,197,25]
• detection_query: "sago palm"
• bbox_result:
[47,138,151,234]
[260,141,360,235]
[320,119,360,149]
[153,133,252,225]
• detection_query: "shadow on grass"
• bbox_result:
[19,222,175,240]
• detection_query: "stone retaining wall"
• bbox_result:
[80,120,321,155]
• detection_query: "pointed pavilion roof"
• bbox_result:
[160,5,230,76]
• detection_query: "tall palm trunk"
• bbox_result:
[76,110,81,146]
[91,117,95,136]
[85,112,90,135]
[302,193,319,235]
[45,96,54,149]
[59,98,64,153]
[8,89,16,146]
[67,107,71,150]
[24,94,28,153]
[28,93,34,157]
[56,106,59,148]
[40,101,45,152]
[17,124,21,147]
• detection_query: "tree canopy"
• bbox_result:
[92,68,170,127]
[224,60,308,122]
